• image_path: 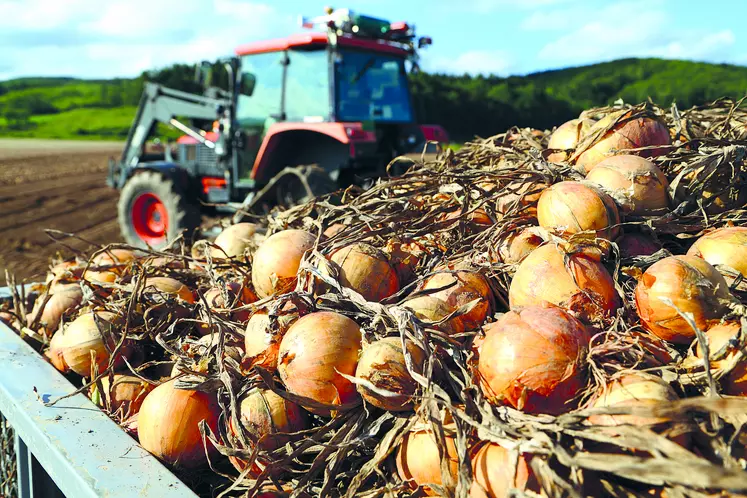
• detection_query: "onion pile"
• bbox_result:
[575,111,671,173]
[138,379,220,468]
[588,374,679,427]
[695,322,747,395]
[546,117,595,162]
[329,243,399,302]
[585,155,670,216]
[537,181,621,240]
[687,227,747,286]
[277,311,362,415]
[470,443,536,498]
[635,256,733,343]
[252,229,316,298]
[420,265,492,330]
[355,337,425,411]
[509,243,620,322]
[478,305,589,414]
[396,423,459,496]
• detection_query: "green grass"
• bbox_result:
[0,107,138,140]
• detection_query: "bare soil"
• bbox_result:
[0,140,124,282]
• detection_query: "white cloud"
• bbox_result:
[425,50,514,76]
[0,0,295,80]
[536,1,737,67]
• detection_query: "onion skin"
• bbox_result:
[244,311,297,372]
[138,380,220,469]
[687,227,747,286]
[384,239,426,285]
[92,249,138,267]
[235,388,306,451]
[509,243,620,323]
[585,155,670,216]
[496,180,548,217]
[252,230,316,299]
[46,330,70,372]
[537,181,621,240]
[635,256,732,344]
[355,337,425,411]
[91,374,154,417]
[478,306,589,414]
[576,112,671,173]
[546,118,595,162]
[204,281,255,322]
[420,266,492,330]
[143,277,195,304]
[212,222,257,259]
[329,243,400,302]
[470,443,536,498]
[617,233,662,259]
[396,429,458,496]
[277,311,362,416]
[588,374,678,427]
[494,227,545,264]
[59,311,132,377]
[440,207,494,233]
[30,283,83,336]
[402,295,465,335]
[695,322,747,395]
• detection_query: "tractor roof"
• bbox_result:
[234,32,410,58]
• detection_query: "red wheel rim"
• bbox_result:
[131,193,168,245]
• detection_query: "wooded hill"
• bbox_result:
[2,58,746,142]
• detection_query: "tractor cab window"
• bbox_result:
[286,48,331,122]
[335,49,413,123]
[236,52,284,129]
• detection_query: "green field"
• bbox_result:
[1,58,746,142]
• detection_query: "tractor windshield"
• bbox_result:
[336,49,413,123]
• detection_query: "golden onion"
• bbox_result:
[546,118,595,162]
[329,243,400,302]
[537,181,621,240]
[252,229,316,298]
[687,227,747,286]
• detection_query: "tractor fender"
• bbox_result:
[250,122,376,182]
[118,161,193,192]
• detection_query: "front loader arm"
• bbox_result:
[120,83,230,168]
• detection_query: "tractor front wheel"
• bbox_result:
[117,171,198,249]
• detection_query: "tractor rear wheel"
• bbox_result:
[117,171,198,249]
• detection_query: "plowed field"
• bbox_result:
[0,140,123,282]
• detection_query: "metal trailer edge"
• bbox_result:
[0,286,198,498]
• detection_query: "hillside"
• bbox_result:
[1,58,746,142]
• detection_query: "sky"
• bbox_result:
[0,0,745,81]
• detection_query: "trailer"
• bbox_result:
[0,286,197,498]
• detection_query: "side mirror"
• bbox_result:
[240,73,256,97]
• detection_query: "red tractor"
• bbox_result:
[107,8,448,248]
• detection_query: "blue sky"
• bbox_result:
[0,0,745,80]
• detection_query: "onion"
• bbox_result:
[470,443,536,498]
[91,374,154,417]
[546,118,595,162]
[585,155,670,216]
[235,388,307,451]
[244,309,297,372]
[138,379,220,468]
[212,223,257,259]
[252,229,316,299]
[695,322,747,395]
[509,243,619,323]
[323,223,347,238]
[420,265,492,330]
[687,227,747,286]
[30,283,83,336]
[496,179,548,216]
[143,277,195,303]
[92,249,138,267]
[440,207,494,233]
[46,260,83,284]
[494,227,546,264]
[616,233,662,259]
[588,374,678,426]
[575,111,671,173]
[83,270,118,284]
[537,181,621,240]
[402,295,465,335]
[57,311,134,377]
[396,425,459,496]
[46,330,70,372]
[635,255,732,344]
[277,311,362,415]
[355,337,425,411]
[329,243,399,302]
[204,281,255,322]
[478,305,589,414]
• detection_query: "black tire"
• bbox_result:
[117,171,199,249]
[275,165,337,207]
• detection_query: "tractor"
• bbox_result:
[106,8,449,248]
